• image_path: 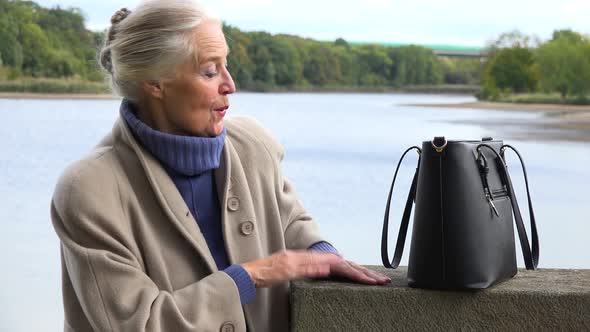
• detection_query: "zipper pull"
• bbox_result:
[487,197,500,217]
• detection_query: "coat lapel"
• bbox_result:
[215,134,260,265]
[214,140,230,231]
[215,126,257,332]
[115,118,218,272]
[214,139,236,262]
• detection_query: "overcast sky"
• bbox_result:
[34,0,590,46]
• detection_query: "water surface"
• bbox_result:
[1,93,587,331]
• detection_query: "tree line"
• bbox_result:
[0,0,104,80]
[479,29,590,101]
[2,0,588,100]
[222,25,460,90]
[0,0,479,90]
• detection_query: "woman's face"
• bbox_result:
[156,20,236,137]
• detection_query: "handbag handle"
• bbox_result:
[477,144,539,270]
[381,146,421,269]
[501,144,540,269]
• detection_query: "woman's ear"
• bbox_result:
[142,81,164,99]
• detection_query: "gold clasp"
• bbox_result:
[431,138,447,153]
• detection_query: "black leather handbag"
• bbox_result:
[381,137,539,290]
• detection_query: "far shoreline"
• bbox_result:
[406,101,590,115]
[0,91,454,100]
[0,92,120,100]
[2,91,589,115]
[2,91,588,142]
[0,85,479,99]
[3,91,590,116]
[406,101,590,143]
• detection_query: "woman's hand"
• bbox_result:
[242,250,343,288]
[329,260,391,285]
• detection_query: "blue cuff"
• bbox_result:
[223,264,256,305]
[309,241,340,256]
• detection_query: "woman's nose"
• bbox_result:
[220,68,236,95]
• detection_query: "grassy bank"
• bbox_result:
[0,78,109,94]
[2,79,588,109]
[481,93,590,105]
[237,83,480,94]
[0,79,480,95]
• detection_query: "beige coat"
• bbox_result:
[51,115,328,332]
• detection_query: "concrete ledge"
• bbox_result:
[291,266,590,331]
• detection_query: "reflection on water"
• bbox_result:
[0,93,588,331]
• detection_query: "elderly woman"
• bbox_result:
[50,1,390,331]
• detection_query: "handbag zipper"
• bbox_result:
[486,187,508,218]
[491,187,509,198]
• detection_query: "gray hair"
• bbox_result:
[99,0,219,101]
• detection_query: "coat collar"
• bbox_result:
[113,116,222,272]
[111,115,258,272]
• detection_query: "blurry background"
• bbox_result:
[0,0,589,331]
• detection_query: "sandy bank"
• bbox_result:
[407,101,590,117]
[407,101,590,143]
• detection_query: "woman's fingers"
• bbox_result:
[345,264,379,284]
[331,261,374,283]
[297,251,342,267]
[296,251,342,278]
[242,250,344,288]
[242,251,391,288]
[352,263,391,283]
[332,261,391,285]
[302,261,331,278]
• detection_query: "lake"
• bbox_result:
[1,92,588,331]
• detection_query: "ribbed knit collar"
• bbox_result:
[120,99,226,176]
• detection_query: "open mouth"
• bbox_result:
[214,105,229,117]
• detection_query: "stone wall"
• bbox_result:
[291,266,590,331]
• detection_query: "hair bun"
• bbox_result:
[111,8,131,25]
[100,49,113,74]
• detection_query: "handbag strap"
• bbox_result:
[501,144,539,270]
[381,146,421,269]
[477,144,539,270]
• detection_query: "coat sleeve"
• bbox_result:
[51,158,246,332]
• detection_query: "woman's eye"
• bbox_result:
[204,71,218,78]
[201,65,219,78]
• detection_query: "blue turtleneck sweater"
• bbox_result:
[120,100,337,305]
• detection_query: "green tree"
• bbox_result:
[354,45,391,86]
[268,35,303,86]
[0,0,102,80]
[486,29,539,52]
[250,44,276,84]
[303,44,331,86]
[484,47,538,93]
[387,45,442,86]
[229,43,254,88]
[0,30,23,69]
[223,23,255,88]
[332,43,356,84]
[536,32,590,99]
[20,22,52,77]
[551,29,584,44]
[439,57,482,85]
[0,2,24,70]
[334,37,350,49]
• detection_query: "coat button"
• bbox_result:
[240,221,254,235]
[228,197,240,211]
[220,322,235,332]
